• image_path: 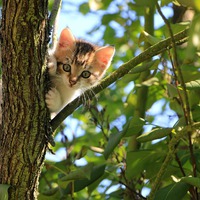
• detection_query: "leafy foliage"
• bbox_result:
[39,0,200,199]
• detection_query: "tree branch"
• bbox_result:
[156,5,197,197]
[48,0,62,34]
[50,28,189,132]
[156,3,193,126]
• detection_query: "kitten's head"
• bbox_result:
[54,28,115,90]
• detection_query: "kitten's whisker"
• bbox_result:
[89,88,98,101]
[81,89,87,106]
[98,82,104,90]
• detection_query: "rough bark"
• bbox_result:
[0,0,49,199]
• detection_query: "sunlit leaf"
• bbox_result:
[175,0,195,7]
[89,0,103,10]
[89,0,112,10]
[194,0,200,10]
[185,80,200,89]
[161,0,174,6]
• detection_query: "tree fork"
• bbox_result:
[0,0,49,199]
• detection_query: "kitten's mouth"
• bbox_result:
[69,82,78,88]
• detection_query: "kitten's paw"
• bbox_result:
[45,88,62,112]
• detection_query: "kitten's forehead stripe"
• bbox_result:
[72,41,95,68]
[75,41,95,55]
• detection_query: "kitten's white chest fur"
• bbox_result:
[45,28,115,115]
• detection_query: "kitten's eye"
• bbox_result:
[81,71,91,79]
[63,64,71,72]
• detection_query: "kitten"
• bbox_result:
[46,28,115,113]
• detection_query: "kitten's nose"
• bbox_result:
[69,77,77,86]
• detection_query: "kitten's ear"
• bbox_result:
[58,28,75,50]
[95,46,115,68]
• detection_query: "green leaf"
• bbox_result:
[134,0,157,7]
[139,31,162,45]
[181,177,200,188]
[79,3,90,15]
[0,184,10,200]
[60,163,94,182]
[186,14,200,60]
[48,0,55,11]
[180,64,200,82]
[88,171,109,195]
[102,14,119,25]
[154,182,190,200]
[136,77,159,87]
[130,59,160,74]
[38,187,60,199]
[104,26,116,43]
[137,128,172,143]
[64,164,106,193]
[124,116,145,137]
[126,150,165,178]
[167,84,178,98]
[104,122,130,160]
[192,105,200,121]
[161,0,174,6]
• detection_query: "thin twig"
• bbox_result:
[50,28,189,132]
[156,3,197,199]
[156,1,192,126]
[48,0,62,34]
[119,181,147,200]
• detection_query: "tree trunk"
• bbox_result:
[0,0,49,199]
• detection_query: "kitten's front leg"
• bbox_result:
[45,88,63,113]
[48,52,57,75]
